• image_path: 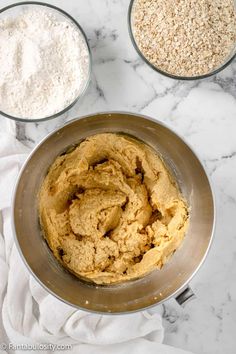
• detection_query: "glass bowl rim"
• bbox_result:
[0,1,92,123]
[128,0,236,81]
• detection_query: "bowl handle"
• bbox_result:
[175,286,195,307]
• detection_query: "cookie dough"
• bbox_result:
[39,133,189,284]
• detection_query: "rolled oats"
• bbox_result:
[131,0,236,77]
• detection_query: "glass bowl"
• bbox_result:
[0,2,92,123]
[128,0,236,80]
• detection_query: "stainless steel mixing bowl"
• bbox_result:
[12,112,215,313]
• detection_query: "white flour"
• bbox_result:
[0,9,90,119]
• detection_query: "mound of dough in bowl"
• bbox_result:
[39,133,189,284]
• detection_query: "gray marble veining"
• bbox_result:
[0,1,236,353]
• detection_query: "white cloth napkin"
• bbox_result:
[0,123,194,354]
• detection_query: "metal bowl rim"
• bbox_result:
[11,111,216,314]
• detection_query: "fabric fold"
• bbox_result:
[0,126,193,354]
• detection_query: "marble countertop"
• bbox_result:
[0,1,236,353]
